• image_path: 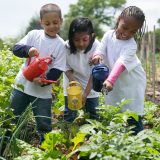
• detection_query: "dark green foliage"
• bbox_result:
[61,0,126,40]
[0,38,4,50]
[25,15,42,35]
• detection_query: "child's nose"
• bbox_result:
[78,41,85,48]
[79,40,84,46]
[49,23,55,28]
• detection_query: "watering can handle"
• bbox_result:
[68,81,81,87]
[27,55,52,66]
[40,73,58,84]
[27,52,39,66]
[94,67,106,70]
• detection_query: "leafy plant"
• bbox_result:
[75,102,160,159]
[0,45,23,108]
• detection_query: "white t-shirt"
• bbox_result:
[14,30,66,99]
[63,39,100,98]
[96,30,146,115]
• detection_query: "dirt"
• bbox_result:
[145,72,160,105]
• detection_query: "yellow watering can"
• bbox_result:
[67,81,82,110]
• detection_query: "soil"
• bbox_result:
[145,70,160,105]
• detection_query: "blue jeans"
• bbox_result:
[10,89,52,137]
[127,116,144,135]
[64,96,99,122]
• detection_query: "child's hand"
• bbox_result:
[91,54,103,65]
[33,77,49,86]
[103,80,113,92]
[28,47,39,57]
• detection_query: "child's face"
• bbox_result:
[116,16,141,40]
[73,32,91,51]
[41,12,62,38]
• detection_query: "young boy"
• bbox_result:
[11,3,66,143]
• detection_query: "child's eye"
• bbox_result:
[83,38,89,41]
[74,39,79,42]
[52,20,59,25]
[83,36,90,41]
[44,23,50,26]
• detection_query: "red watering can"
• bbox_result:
[23,54,57,84]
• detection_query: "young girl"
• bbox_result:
[11,3,66,143]
[92,6,146,135]
[63,17,100,122]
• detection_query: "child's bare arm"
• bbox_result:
[82,75,93,106]
[65,70,76,82]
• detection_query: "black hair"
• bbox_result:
[116,6,146,40]
[68,17,95,54]
[40,3,62,20]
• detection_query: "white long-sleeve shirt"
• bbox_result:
[14,30,66,99]
[96,30,146,115]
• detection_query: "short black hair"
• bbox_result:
[68,17,95,54]
[40,3,62,20]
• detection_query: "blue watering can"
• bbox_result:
[92,64,109,92]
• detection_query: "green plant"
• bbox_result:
[0,45,23,108]
[76,103,160,159]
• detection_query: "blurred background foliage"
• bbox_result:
[0,0,160,52]
[1,0,126,49]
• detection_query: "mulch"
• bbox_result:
[146,80,160,105]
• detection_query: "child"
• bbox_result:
[11,3,66,143]
[63,17,100,122]
[92,6,146,135]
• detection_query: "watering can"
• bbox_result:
[92,64,109,92]
[23,54,56,84]
[67,81,83,110]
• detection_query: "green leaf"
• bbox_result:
[71,132,86,151]
[89,152,97,159]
